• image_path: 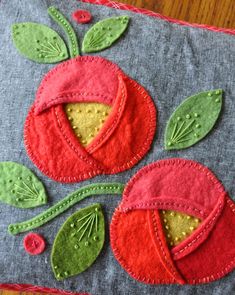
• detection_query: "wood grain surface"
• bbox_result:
[117,0,235,28]
[1,0,235,295]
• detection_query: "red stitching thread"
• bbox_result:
[122,201,206,218]
[25,68,156,182]
[35,56,120,112]
[110,209,177,284]
[173,199,224,257]
[150,210,183,282]
[121,159,225,210]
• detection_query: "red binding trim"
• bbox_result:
[80,0,235,35]
[0,284,89,295]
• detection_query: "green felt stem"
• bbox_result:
[8,183,124,235]
[48,6,80,58]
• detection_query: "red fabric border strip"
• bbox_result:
[0,284,89,295]
[80,0,235,35]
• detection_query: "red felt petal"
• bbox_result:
[121,158,225,219]
[72,10,92,24]
[23,233,46,255]
[34,56,121,115]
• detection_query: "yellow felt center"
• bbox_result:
[64,102,112,146]
[160,210,201,248]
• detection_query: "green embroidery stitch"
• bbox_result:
[48,6,80,57]
[0,162,47,208]
[51,203,105,280]
[82,16,130,53]
[165,89,223,150]
[8,183,124,235]
[12,22,68,63]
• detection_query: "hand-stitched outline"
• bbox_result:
[25,76,156,182]
[172,196,224,259]
[111,200,235,284]
[0,161,47,208]
[164,89,223,150]
[120,158,227,260]
[51,203,105,280]
[149,210,185,284]
[12,22,69,64]
[34,55,122,114]
[35,56,120,114]
[82,16,130,53]
[54,74,127,155]
[5,0,235,293]
[110,209,177,284]
[53,106,103,169]
[8,183,124,235]
[120,158,225,211]
[121,199,207,219]
[48,6,80,57]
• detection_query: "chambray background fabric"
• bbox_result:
[0,0,235,294]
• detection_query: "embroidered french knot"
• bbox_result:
[110,158,235,284]
[11,6,156,183]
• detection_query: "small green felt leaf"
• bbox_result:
[165,89,223,150]
[12,22,68,63]
[51,203,105,280]
[82,16,130,53]
[0,162,47,208]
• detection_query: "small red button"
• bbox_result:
[23,233,46,255]
[72,10,92,24]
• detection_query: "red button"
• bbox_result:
[72,10,92,24]
[23,233,46,255]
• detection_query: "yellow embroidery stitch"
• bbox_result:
[64,102,112,146]
[160,210,201,247]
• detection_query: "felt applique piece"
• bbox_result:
[110,158,235,284]
[51,203,105,280]
[8,183,124,235]
[23,233,46,255]
[48,6,80,58]
[72,9,92,24]
[11,6,156,183]
[160,210,201,247]
[82,16,130,53]
[12,23,69,63]
[24,55,156,183]
[64,102,112,146]
[0,162,47,208]
[165,89,223,150]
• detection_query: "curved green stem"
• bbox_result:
[8,183,124,235]
[48,6,80,58]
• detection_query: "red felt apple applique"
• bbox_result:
[12,6,156,183]
[110,158,235,284]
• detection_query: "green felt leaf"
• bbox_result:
[51,203,105,280]
[82,16,130,53]
[165,89,223,150]
[0,162,47,208]
[12,22,69,63]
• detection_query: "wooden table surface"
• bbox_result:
[1,0,234,295]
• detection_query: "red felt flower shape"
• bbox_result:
[110,158,235,284]
[24,56,156,183]
[72,10,92,24]
[23,233,46,255]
